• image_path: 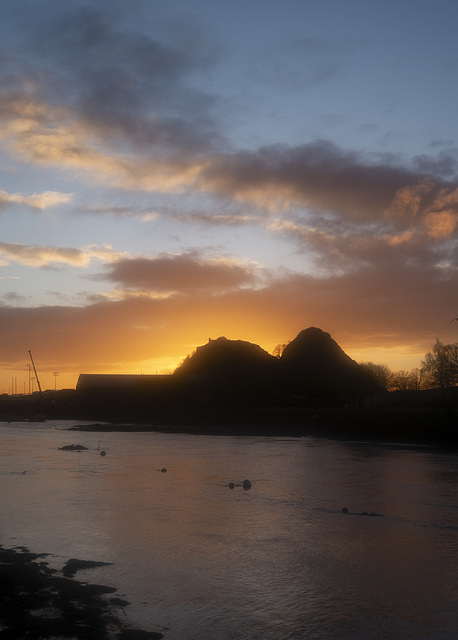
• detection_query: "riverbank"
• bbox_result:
[66,406,458,447]
[0,545,164,640]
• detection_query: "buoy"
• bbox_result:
[161,468,167,473]
[242,479,252,490]
[100,450,106,456]
[228,482,235,489]
[342,507,348,514]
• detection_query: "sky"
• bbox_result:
[1,0,458,393]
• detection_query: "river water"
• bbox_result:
[1,420,458,639]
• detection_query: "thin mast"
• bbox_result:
[28,350,42,392]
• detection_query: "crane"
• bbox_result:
[28,350,42,393]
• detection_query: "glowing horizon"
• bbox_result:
[0,327,438,395]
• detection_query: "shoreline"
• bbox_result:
[63,406,458,448]
[0,544,164,640]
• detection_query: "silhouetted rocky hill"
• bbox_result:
[173,328,380,406]
[174,336,278,378]
[279,327,379,401]
[11,328,383,424]
[3,329,456,443]
[174,336,279,404]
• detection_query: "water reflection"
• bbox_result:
[1,423,458,639]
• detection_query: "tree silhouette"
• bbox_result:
[359,362,391,389]
[422,339,458,389]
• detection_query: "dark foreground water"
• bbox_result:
[1,421,458,639]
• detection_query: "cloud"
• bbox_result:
[76,204,159,221]
[0,95,206,191]
[100,251,259,295]
[5,98,457,236]
[1,0,457,387]
[3,1,458,235]
[0,242,128,268]
[0,3,225,196]
[0,242,89,268]
[413,151,458,177]
[85,245,130,263]
[9,4,224,154]
[140,212,159,222]
[1,253,456,380]
[189,143,458,278]
[0,188,73,211]
[2,69,458,289]
[2,291,30,305]
[199,142,458,223]
[176,211,262,226]
[424,211,458,239]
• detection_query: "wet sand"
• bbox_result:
[0,545,163,640]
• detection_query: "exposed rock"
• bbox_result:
[62,558,112,577]
[59,444,88,451]
[118,630,164,640]
[0,545,164,640]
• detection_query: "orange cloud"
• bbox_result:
[0,92,207,193]
[1,254,457,393]
[3,90,458,245]
[424,211,457,239]
[387,230,414,246]
[383,181,435,220]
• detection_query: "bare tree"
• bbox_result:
[421,339,458,389]
[390,370,410,391]
[359,362,392,389]
[407,367,425,390]
[390,368,425,391]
